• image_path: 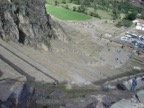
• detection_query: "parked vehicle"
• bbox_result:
[139,35,144,41]
[135,42,144,48]
[121,36,128,41]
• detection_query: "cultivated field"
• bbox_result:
[46,5,92,21]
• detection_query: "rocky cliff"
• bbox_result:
[0,0,55,48]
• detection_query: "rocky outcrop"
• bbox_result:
[49,20,69,43]
[0,0,55,48]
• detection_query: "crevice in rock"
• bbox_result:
[0,31,3,39]
[18,29,26,44]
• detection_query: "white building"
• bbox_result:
[133,19,144,31]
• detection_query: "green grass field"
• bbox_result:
[46,5,92,21]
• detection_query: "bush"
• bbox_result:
[77,5,86,13]
[61,0,66,4]
[113,14,118,20]
[93,13,101,19]
[139,12,144,19]
[65,5,69,9]
[116,19,132,27]
[73,6,76,11]
[90,12,94,16]
[126,12,137,21]
[89,12,101,19]
[84,11,88,15]
[116,21,122,27]
[43,106,48,108]
[72,1,80,5]
[54,1,58,6]
[122,19,132,27]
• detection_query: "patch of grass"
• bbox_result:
[46,5,92,21]
[30,82,98,99]
[96,9,113,19]
[65,89,97,98]
[131,59,144,66]
[44,84,97,98]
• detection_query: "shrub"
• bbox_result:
[43,106,48,108]
[89,12,101,19]
[93,13,101,19]
[73,6,76,11]
[61,0,66,4]
[122,19,132,27]
[116,21,122,27]
[126,12,137,21]
[77,5,86,13]
[116,19,132,27]
[72,1,80,5]
[65,5,69,9]
[54,1,58,6]
[90,12,94,16]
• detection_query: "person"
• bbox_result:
[131,77,137,91]
[135,93,140,103]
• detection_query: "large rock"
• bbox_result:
[110,99,144,108]
[0,80,36,108]
[0,0,55,48]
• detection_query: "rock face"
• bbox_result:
[0,0,54,48]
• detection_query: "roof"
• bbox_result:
[134,19,144,24]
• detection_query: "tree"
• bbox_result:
[54,1,58,6]
[116,19,132,27]
[77,5,86,13]
[65,5,69,9]
[93,0,97,11]
[62,0,66,4]
[73,6,76,11]
[126,12,137,21]
[139,11,144,19]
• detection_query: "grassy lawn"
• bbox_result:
[46,5,92,21]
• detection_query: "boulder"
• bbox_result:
[0,80,36,108]
[102,96,121,108]
[110,99,144,108]
[116,83,127,91]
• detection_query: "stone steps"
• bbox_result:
[0,59,26,82]
[7,41,66,82]
[0,39,55,83]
